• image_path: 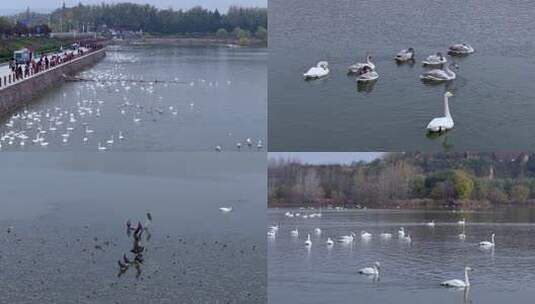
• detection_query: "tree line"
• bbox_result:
[0,17,51,37]
[268,152,535,208]
[48,3,267,38]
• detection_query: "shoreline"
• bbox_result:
[107,36,267,48]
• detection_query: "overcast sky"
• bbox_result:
[268,152,384,165]
[0,0,266,14]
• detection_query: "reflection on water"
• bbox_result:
[268,208,535,304]
[0,153,266,303]
[0,44,266,151]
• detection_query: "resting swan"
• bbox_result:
[338,232,356,243]
[395,48,415,62]
[479,233,495,248]
[420,64,457,82]
[305,234,312,246]
[358,262,381,275]
[427,92,454,133]
[348,55,375,74]
[304,61,329,80]
[356,68,379,82]
[449,43,475,55]
[441,267,472,288]
[422,52,447,66]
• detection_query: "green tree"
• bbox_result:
[255,26,267,41]
[216,28,228,38]
[512,184,529,203]
[452,170,474,199]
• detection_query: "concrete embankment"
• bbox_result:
[0,49,106,118]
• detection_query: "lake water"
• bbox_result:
[268,0,535,151]
[268,208,535,304]
[0,44,266,152]
[0,153,266,303]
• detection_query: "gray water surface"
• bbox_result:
[268,208,535,304]
[0,153,266,303]
[0,44,266,152]
[268,0,535,151]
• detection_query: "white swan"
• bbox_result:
[426,220,436,227]
[441,267,472,288]
[458,232,466,240]
[219,207,233,213]
[380,233,392,239]
[98,142,106,151]
[314,228,322,235]
[427,92,454,133]
[479,233,495,248]
[422,52,447,66]
[356,70,379,82]
[395,48,415,62]
[303,61,329,80]
[348,55,375,74]
[267,230,276,237]
[449,43,475,55]
[305,234,312,246]
[359,262,381,275]
[326,237,334,246]
[401,233,412,243]
[338,232,355,243]
[458,218,466,225]
[420,64,457,81]
[361,231,372,240]
[291,228,299,237]
[398,227,405,238]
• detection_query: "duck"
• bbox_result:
[326,237,334,246]
[348,55,375,74]
[420,63,457,82]
[427,91,454,133]
[303,61,329,80]
[449,43,475,55]
[479,233,495,248]
[395,48,415,62]
[305,234,312,246]
[422,52,447,66]
[358,262,381,276]
[441,267,472,288]
[219,207,233,213]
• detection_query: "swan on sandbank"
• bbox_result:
[441,267,472,288]
[358,262,381,276]
[303,61,329,80]
[219,207,233,213]
[395,48,415,62]
[449,43,475,55]
[420,63,457,82]
[479,233,495,248]
[305,234,312,246]
[348,55,376,74]
[426,91,454,133]
[422,52,447,66]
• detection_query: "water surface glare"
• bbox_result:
[268,208,535,304]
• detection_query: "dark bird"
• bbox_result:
[118,260,128,270]
[146,212,152,222]
[123,253,131,265]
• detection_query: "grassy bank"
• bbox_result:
[0,37,76,63]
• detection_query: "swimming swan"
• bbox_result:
[441,267,472,288]
[361,231,372,239]
[426,92,454,133]
[420,64,457,82]
[356,70,379,82]
[291,228,299,237]
[426,220,436,227]
[395,48,415,62]
[359,262,381,275]
[305,234,312,246]
[398,227,405,238]
[449,43,475,55]
[458,218,466,225]
[326,237,334,246]
[338,232,356,243]
[304,61,329,80]
[422,52,447,66]
[348,55,375,74]
[479,233,495,248]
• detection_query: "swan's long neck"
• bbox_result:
[444,94,451,118]
[367,56,372,64]
[491,234,495,244]
[464,269,470,287]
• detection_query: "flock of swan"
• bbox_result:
[269,212,497,290]
[303,43,475,133]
